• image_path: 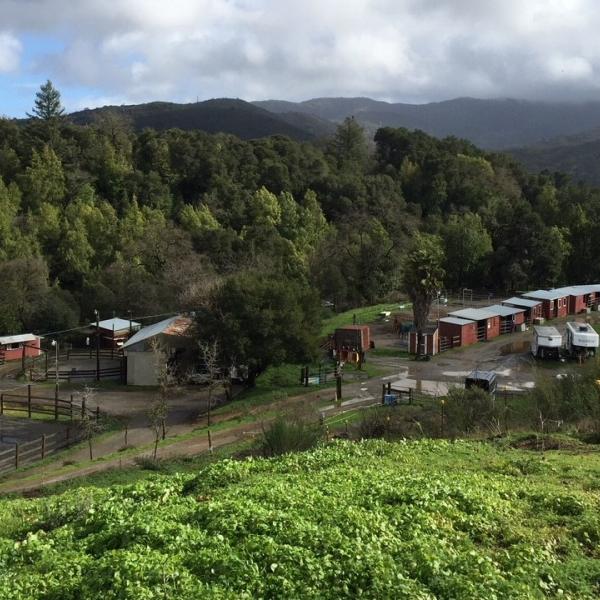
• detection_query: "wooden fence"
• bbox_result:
[0,386,100,421]
[51,366,123,383]
[0,427,83,475]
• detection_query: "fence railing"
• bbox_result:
[0,386,100,421]
[50,366,123,383]
[0,427,83,476]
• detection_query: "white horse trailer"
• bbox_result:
[565,322,599,359]
[531,326,562,360]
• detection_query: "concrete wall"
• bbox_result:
[126,352,157,386]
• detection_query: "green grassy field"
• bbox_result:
[320,302,410,336]
[1,439,600,598]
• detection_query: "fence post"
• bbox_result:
[54,396,58,420]
[41,435,46,459]
[70,394,73,421]
[207,429,213,453]
[1,393,3,415]
[95,406,100,422]
[27,385,32,418]
[81,399,86,418]
[382,384,386,404]
[14,443,18,469]
[299,368,304,385]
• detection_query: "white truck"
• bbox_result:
[565,322,599,359]
[531,326,562,360]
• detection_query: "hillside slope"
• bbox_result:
[255,96,600,150]
[1,439,600,598]
[510,132,600,185]
[68,98,334,141]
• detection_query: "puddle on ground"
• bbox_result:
[500,340,531,355]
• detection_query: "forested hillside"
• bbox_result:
[0,110,599,338]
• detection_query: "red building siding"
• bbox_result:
[483,317,501,340]
[540,297,568,320]
[439,320,478,347]
[0,337,41,361]
[333,325,370,362]
[408,329,438,355]
[568,294,587,315]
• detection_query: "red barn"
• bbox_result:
[438,317,478,350]
[448,307,502,341]
[503,297,543,323]
[0,334,42,363]
[523,290,569,320]
[408,325,439,356]
[487,304,526,334]
[333,325,370,363]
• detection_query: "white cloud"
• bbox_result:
[3,0,600,105]
[0,31,21,72]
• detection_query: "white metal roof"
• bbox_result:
[503,297,541,308]
[533,325,561,337]
[91,318,141,332]
[523,289,568,300]
[122,315,190,349]
[486,304,525,317]
[439,317,476,326]
[0,333,38,345]
[448,307,501,321]
[568,284,600,295]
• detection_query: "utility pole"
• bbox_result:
[51,339,59,398]
[94,309,100,382]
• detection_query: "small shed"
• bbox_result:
[122,315,194,386]
[447,307,502,341]
[0,334,42,362]
[502,297,543,323]
[90,317,142,349]
[556,285,600,314]
[408,325,439,356]
[486,304,526,334]
[333,325,370,363]
[438,317,478,350]
[523,290,569,320]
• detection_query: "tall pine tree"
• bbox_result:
[28,80,65,120]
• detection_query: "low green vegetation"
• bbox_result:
[1,439,600,598]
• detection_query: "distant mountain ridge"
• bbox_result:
[254,96,600,151]
[65,95,600,183]
[68,98,335,141]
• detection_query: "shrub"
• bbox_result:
[260,417,322,457]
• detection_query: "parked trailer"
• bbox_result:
[531,326,562,360]
[465,370,498,398]
[565,322,599,359]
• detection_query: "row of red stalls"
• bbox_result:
[411,284,600,355]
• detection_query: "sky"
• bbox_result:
[1,0,600,117]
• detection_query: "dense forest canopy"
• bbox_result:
[0,101,599,342]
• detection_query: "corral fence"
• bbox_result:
[0,427,84,475]
[0,385,100,422]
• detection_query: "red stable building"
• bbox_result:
[486,304,526,334]
[502,297,543,323]
[447,307,502,341]
[553,286,599,315]
[0,334,42,363]
[408,325,439,356]
[438,317,478,349]
[333,325,370,363]
[523,290,569,320]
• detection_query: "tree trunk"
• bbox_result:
[153,436,159,460]
[88,438,93,461]
[207,390,212,427]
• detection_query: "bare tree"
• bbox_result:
[198,339,225,427]
[77,386,103,460]
[147,339,177,459]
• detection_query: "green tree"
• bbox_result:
[27,80,65,121]
[402,233,445,355]
[21,146,66,210]
[328,117,369,172]
[197,272,320,386]
[442,212,492,289]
